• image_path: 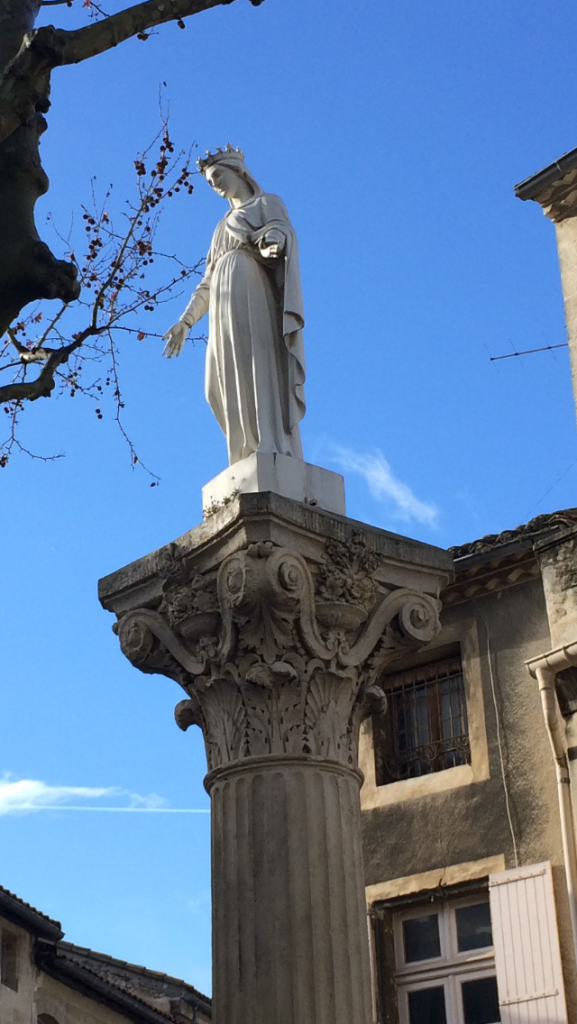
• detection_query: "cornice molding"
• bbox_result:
[526,166,577,223]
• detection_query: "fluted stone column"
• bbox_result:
[99,493,452,1024]
[209,757,371,1024]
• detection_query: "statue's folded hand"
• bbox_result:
[162,321,188,358]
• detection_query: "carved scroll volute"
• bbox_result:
[342,589,441,668]
[398,592,441,643]
[117,608,206,679]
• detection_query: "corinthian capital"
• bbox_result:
[113,528,444,773]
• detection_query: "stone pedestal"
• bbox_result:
[202,453,346,517]
[99,492,452,1024]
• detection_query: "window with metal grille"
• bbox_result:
[374,653,471,785]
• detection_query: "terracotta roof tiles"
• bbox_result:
[60,940,210,1006]
[449,508,577,561]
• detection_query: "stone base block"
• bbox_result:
[202,453,346,516]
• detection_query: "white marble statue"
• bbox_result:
[163,145,306,466]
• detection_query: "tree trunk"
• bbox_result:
[0,0,79,337]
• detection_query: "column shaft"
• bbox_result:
[207,756,374,1024]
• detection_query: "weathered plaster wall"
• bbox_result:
[537,528,577,647]
[0,922,35,1024]
[35,973,142,1024]
[361,575,577,1017]
[362,578,555,882]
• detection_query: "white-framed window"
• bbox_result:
[394,898,500,1024]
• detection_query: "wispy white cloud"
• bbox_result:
[333,447,439,526]
[0,775,209,814]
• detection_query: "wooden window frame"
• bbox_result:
[371,884,499,1024]
[373,648,471,786]
[394,898,498,1024]
[397,967,500,1024]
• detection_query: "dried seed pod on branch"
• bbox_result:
[0,122,204,472]
[0,0,265,337]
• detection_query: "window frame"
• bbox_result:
[359,618,491,811]
[392,896,500,1024]
[397,968,500,1024]
[374,648,471,786]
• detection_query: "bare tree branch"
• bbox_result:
[1,121,201,471]
[0,332,86,402]
[0,0,264,144]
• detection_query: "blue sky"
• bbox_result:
[2,0,577,997]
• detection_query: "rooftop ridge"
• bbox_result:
[449,508,577,561]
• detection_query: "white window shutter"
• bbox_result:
[489,861,568,1023]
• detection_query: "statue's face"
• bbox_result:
[205,164,242,199]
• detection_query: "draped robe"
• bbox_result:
[182,192,306,466]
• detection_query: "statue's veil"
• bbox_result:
[218,159,264,204]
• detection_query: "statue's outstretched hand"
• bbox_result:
[162,321,188,358]
[259,229,285,260]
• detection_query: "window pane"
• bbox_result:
[456,902,493,951]
[415,685,431,746]
[403,914,441,962]
[408,986,447,1024]
[462,977,500,1024]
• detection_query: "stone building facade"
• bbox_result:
[360,509,577,1024]
[0,884,211,1024]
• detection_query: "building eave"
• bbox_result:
[442,509,577,607]
[59,941,212,1017]
[0,887,63,941]
[515,148,577,202]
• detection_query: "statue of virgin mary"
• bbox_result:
[163,145,306,467]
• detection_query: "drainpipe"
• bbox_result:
[527,646,577,961]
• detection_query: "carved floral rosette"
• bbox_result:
[116,534,441,772]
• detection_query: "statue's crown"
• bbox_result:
[197,144,245,175]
